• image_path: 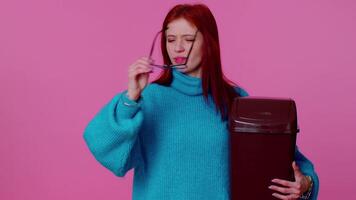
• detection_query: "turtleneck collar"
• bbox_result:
[170,68,203,96]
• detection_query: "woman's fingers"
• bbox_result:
[127,56,154,101]
[269,179,302,199]
[271,179,297,188]
[129,61,152,73]
[268,185,299,195]
[135,56,154,66]
[271,192,300,200]
[268,162,306,199]
[136,59,153,67]
[129,64,153,78]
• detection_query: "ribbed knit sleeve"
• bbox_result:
[83,90,144,177]
[295,146,319,200]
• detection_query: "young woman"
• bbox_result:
[83,3,319,200]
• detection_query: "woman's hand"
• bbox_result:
[127,57,154,101]
[268,161,311,200]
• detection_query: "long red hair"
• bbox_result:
[152,3,242,121]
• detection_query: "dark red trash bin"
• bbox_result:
[229,97,299,200]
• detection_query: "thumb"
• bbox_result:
[292,161,302,176]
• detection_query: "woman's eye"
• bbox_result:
[167,39,194,43]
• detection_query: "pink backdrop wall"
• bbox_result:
[1,0,355,199]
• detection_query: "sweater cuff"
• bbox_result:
[116,91,143,119]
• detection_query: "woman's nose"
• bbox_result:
[174,41,185,52]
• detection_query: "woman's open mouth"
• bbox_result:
[174,57,187,64]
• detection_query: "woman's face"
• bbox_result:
[166,18,203,78]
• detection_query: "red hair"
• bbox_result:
[152,3,242,121]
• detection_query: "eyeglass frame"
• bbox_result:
[148,28,199,69]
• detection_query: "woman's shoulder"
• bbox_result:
[233,86,249,97]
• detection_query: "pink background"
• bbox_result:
[1,0,355,199]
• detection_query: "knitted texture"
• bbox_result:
[83,68,319,200]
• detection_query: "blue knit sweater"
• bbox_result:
[83,68,319,200]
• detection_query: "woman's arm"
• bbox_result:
[268,146,320,200]
[295,146,320,200]
[83,90,144,177]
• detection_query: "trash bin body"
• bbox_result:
[229,97,299,200]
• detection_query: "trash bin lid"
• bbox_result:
[229,97,300,134]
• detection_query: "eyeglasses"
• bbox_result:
[148,29,199,69]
